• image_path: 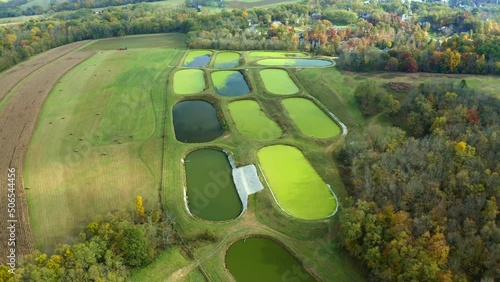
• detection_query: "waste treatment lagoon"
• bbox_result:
[228,100,282,140]
[257,145,337,220]
[184,149,242,221]
[225,237,316,282]
[172,100,223,143]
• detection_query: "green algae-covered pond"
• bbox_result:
[282,98,341,139]
[211,71,250,97]
[228,100,282,140]
[259,69,299,95]
[257,145,337,220]
[173,100,223,143]
[256,59,333,67]
[225,237,316,282]
[183,50,212,67]
[185,149,242,221]
[248,51,309,57]
[173,69,205,95]
[214,52,241,68]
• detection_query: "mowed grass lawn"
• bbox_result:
[24,35,184,251]
[257,145,337,220]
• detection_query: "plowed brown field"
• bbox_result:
[0,41,93,264]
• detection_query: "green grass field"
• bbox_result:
[228,99,282,140]
[282,97,341,138]
[130,247,205,282]
[257,145,337,220]
[173,69,205,95]
[83,33,186,50]
[259,69,299,95]
[24,35,184,251]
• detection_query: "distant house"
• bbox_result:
[310,13,321,20]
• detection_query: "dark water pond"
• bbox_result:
[185,149,242,221]
[173,100,223,143]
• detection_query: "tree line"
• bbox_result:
[1,1,500,75]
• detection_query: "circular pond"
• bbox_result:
[173,69,205,95]
[185,149,242,221]
[214,52,241,68]
[228,100,282,140]
[211,71,250,97]
[259,69,299,95]
[256,59,333,67]
[225,237,316,282]
[183,50,212,67]
[173,100,223,143]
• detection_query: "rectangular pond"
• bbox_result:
[173,100,223,143]
[228,100,282,140]
[185,149,242,221]
[259,69,299,95]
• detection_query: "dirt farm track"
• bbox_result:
[0,41,92,264]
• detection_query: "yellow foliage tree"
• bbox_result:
[455,141,466,155]
[136,196,145,220]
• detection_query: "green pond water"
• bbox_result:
[225,237,316,282]
[185,149,242,221]
[228,100,282,140]
[211,71,250,97]
[259,69,299,95]
[214,52,241,68]
[247,51,309,58]
[173,100,223,143]
[256,59,332,67]
[257,145,337,220]
[184,50,212,67]
[173,69,205,95]
[282,98,341,138]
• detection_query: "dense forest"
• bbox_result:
[337,82,500,281]
[1,1,500,74]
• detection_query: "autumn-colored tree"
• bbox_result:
[136,195,145,220]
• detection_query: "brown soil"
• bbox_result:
[0,45,93,264]
[0,41,90,103]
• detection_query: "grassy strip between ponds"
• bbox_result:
[259,69,299,95]
[257,145,337,220]
[213,52,241,68]
[173,69,205,95]
[283,97,341,139]
[228,99,282,140]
